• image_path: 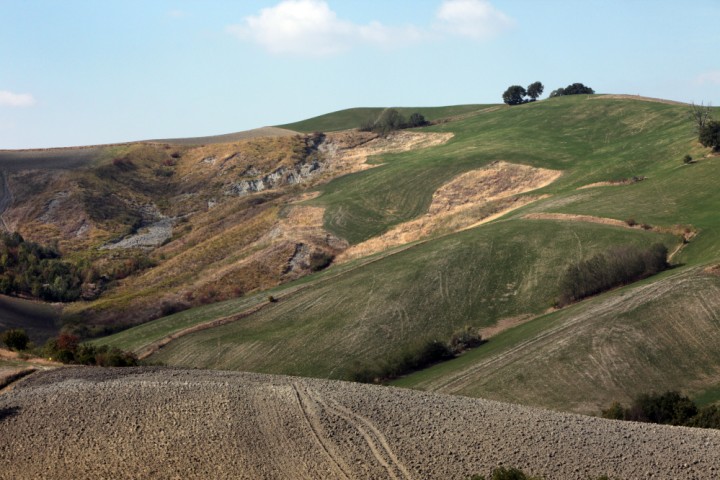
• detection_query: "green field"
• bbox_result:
[91,95,720,414]
[0,295,61,344]
[277,105,491,133]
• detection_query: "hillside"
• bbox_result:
[1,367,718,480]
[3,95,719,417]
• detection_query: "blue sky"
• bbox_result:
[1,0,719,149]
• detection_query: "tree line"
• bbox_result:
[359,109,429,135]
[502,82,595,105]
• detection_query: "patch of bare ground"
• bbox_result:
[338,162,561,263]
[592,94,689,106]
[705,264,720,276]
[478,314,536,339]
[319,130,454,176]
[1,368,718,479]
[577,176,646,190]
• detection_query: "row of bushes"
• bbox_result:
[359,109,428,135]
[349,326,485,383]
[1,328,137,367]
[602,391,720,429]
[557,243,668,306]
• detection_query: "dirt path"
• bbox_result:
[1,367,718,479]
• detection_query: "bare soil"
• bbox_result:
[1,368,718,479]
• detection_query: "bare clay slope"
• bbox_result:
[1,368,718,480]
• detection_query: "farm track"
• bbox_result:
[420,269,695,394]
[1,367,719,479]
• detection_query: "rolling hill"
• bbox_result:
[2,94,719,418]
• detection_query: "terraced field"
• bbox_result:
[2,367,719,480]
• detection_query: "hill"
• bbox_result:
[3,95,720,416]
[1,367,718,479]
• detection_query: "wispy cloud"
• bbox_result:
[227,0,509,57]
[434,0,514,40]
[696,71,720,86]
[0,90,36,108]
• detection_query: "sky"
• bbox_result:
[1,0,719,149]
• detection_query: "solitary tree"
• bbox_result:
[526,81,544,101]
[407,112,428,128]
[502,85,527,105]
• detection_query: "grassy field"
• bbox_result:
[0,295,61,344]
[310,96,702,244]
[147,219,675,379]
[277,105,491,133]
[80,96,720,414]
[394,266,720,414]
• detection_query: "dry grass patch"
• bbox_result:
[338,162,560,262]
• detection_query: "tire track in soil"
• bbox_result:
[305,387,413,480]
[425,270,694,394]
[291,384,352,480]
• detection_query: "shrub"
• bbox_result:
[686,405,720,429]
[602,391,720,429]
[449,326,485,354]
[1,328,29,351]
[683,154,693,164]
[309,251,334,272]
[558,243,668,306]
[699,120,720,151]
[625,218,637,227]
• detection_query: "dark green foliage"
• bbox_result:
[602,391,720,429]
[349,339,454,383]
[502,85,528,105]
[44,333,137,366]
[526,81,544,101]
[309,251,334,272]
[0,231,83,302]
[683,154,694,164]
[448,326,485,354]
[1,328,29,350]
[407,112,429,128]
[626,391,697,425]
[359,109,429,134]
[558,243,668,306]
[549,83,595,97]
[699,120,720,151]
[686,405,720,429]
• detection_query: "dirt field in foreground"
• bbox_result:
[1,368,718,479]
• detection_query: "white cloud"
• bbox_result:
[227,0,423,56]
[0,91,36,108]
[696,71,720,86]
[435,0,514,40]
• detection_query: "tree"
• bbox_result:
[2,328,29,351]
[407,112,428,128]
[699,120,720,151]
[689,102,713,134]
[549,83,595,97]
[526,81,544,101]
[502,85,527,105]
